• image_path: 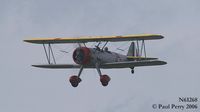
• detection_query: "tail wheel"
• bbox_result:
[69,75,82,87]
[131,69,134,74]
[100,75,111,86]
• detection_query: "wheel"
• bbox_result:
[69,75,82,87]
[71,81,79,87]
[131,69,134,74]
[100,75,111,86]
[101,82,108,86]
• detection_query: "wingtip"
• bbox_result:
[162,61,167,65]
[154,34,164,39]
[160,35,165,39]
[32,65,39,67]
[23,39,42,44]
[23,39,31,43]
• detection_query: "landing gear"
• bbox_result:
[68,63,112,87]
[69,65,83,87]
[131,68,135,74]
[69,76,81,87]
[100,75,110,86]
[131,69,134,74]
[96,63,111,87]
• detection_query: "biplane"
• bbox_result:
[24,34,167,87]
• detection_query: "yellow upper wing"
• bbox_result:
[24,34,164,44]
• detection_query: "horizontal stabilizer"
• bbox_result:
[127,56,158,61]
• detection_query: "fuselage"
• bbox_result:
[73,47,127,66]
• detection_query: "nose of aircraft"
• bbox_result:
[73,47,91,65]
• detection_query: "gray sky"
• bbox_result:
[1,0,200,112]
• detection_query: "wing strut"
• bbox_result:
[136,40,139,56]
[101,41,108,50]
[135,40,147,58]
[43,43,56,64]
[143,40,147,58]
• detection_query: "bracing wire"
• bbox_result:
[115,41,130,53]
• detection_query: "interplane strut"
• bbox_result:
[43,43,56,64]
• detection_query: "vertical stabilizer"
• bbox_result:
[127,42,135,56]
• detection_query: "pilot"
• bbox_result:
[104,47,111,53]
[104,47,108,52]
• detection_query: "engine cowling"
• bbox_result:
[73,47,91,65]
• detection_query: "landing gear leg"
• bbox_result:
[96,63,110,86]
[96,63,102,77]
[78,65,84,77]
[69,66,83,87]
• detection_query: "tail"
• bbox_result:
[127,42,135,56]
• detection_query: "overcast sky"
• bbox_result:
[1,0,200,112]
